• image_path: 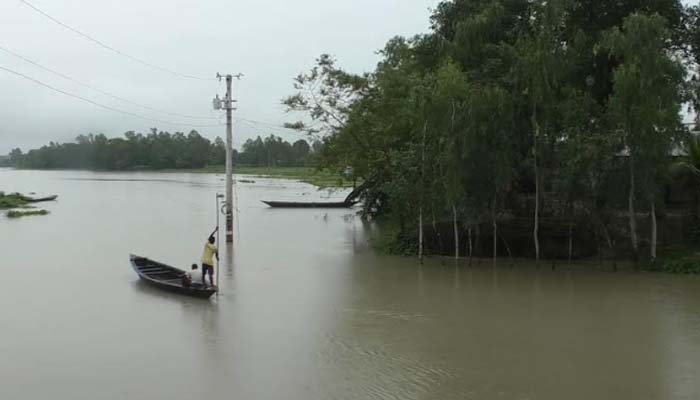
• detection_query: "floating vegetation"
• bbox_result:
[0,192,29,209]
[6,209,49,218]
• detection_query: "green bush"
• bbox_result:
[374,227,418,256]
[654,251,700,274]
[684,216,700,245]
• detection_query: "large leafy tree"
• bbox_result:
[282,0,688,262]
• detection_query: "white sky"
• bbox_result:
[0,0,440,153]
[2,1,699,154]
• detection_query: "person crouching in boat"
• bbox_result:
[201,229,219,288]
[182,264,202,288]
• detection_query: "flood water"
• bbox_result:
[1,168,700,400]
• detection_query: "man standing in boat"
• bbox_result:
[201,228,219,288]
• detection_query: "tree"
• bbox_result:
[210,137,226,165]
[601,12,684,262]
[516,0,570,264]
[461,85,516,267]
[671,135,700,217]
[291,140,311,166]
[9,148,23,166]
[556,89,618,266]
[432,60,469,260]
[277,0,690,263]
[283,54,369,144]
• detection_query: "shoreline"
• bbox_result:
[4,166,354,188]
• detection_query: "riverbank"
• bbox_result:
[167,166,354,188]
[5,165,355,188]
[378,216,700,274]
[646,248,700,274]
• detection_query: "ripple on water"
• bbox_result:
[318,329,467,400]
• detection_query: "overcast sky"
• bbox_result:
[3,1,700,155]
[0,0,440,153]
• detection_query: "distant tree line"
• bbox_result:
[285,0,700,264]
[7,129,318,170]
[238,135,321,167]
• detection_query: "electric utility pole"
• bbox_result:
[214,73,242,243]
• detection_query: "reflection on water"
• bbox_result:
[1,169,700,399]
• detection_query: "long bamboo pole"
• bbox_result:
[216,193,222,293]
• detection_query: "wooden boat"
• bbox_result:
[21,195,58,203]
[262,200,357,209]
[129,254,217,299]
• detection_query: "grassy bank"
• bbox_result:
[238,167,353,188]
[9,165,354,188]
[173,165,354,188]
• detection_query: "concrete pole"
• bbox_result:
[225,75,234,243]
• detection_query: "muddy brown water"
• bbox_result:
[1,169,699,399]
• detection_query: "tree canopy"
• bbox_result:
[284,0,692,260]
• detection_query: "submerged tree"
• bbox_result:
[280,0,689,263]
[601,12,684,263]
[460,85,516,267]
[516,0,571,264]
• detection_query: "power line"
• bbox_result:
[238,117,293,130]
[241,118,324,142]
[238,119,295,135]
[238,117,319,140]
[0,64,223,128]
[238,117,308,133]
[237,119,316,140]
[0,44,218,120]
[19,0,212,81]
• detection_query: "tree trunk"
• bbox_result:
[595,230,603,269]
[452,205,459,260]
[433,212,445,265]
[499,230,514,267]
[475,224,481,266]
[467,225,473,267]
[602,225,617,272]
[431,212,436,251]
[419,207,424,263]
[628,150,639,262]
[568,222,573,268]
[566,199,574,268]
[418,121,427,264]
[651,200,657,264]
[492,200,498,268]
[532,106,541,266]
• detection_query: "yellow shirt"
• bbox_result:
[201,242,217,265]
